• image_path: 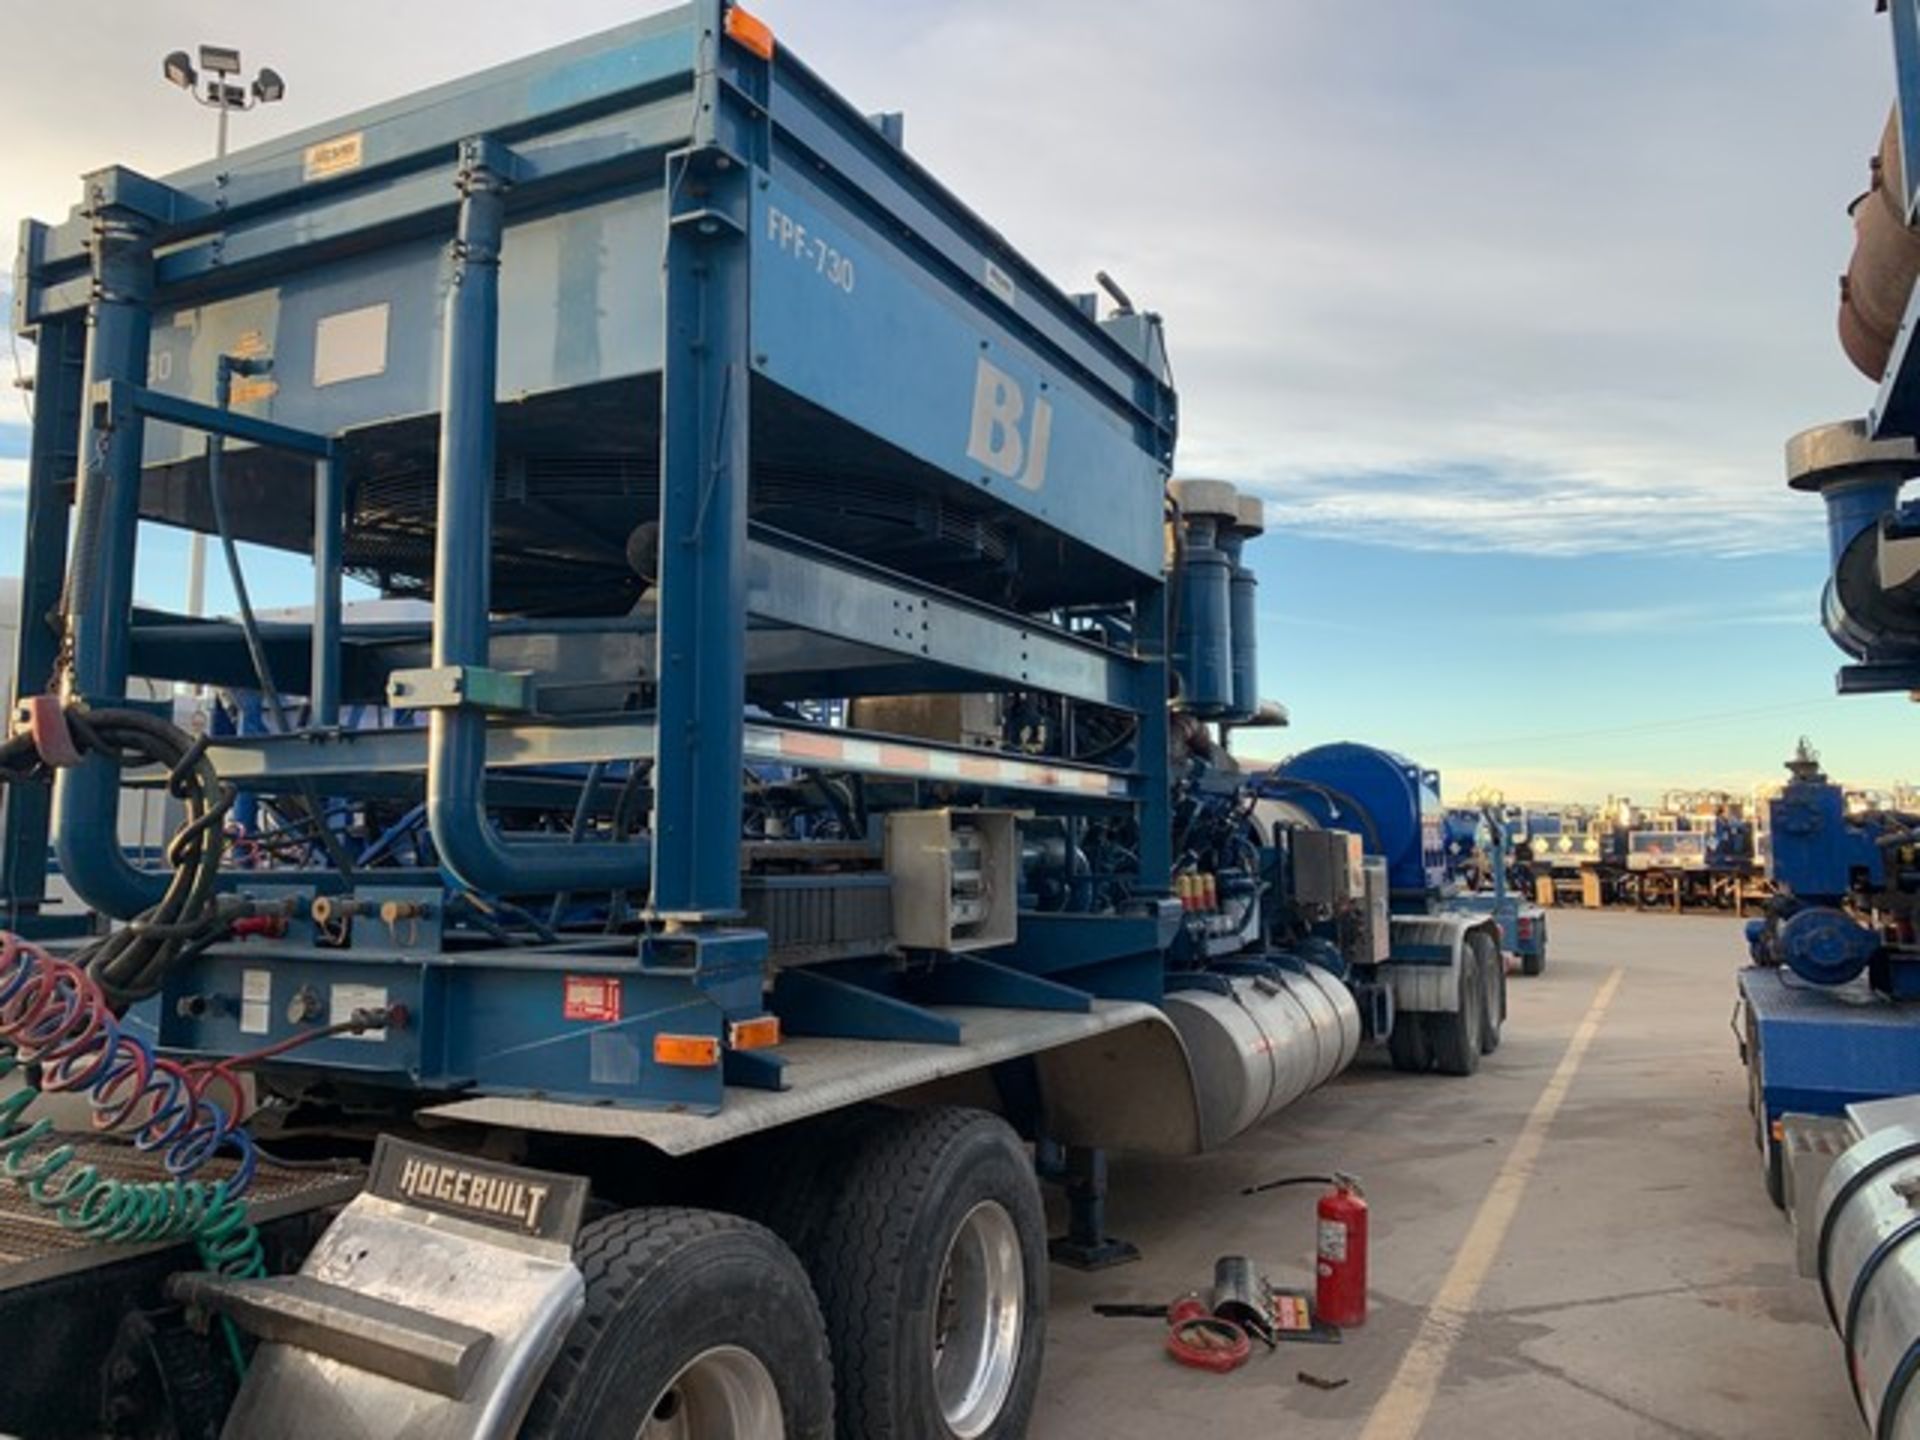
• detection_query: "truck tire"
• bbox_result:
[724,1106,885,1258]
[1475,931,1504,1056]
[1387,1008,1432,1073]
[521,1208,834,1440]
[1428,948,1483,1077]
[1521,918,1547,976]
[776,1106,1047,1440]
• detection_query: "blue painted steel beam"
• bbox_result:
[648,2,759,922]
[1874,0,1920,441]
[31,15,701,272]
[772,965,963,1045]
[1894,0,1920,225]
[202,713,1140,806]
[1132,580,1174,894]
[311,456,344,726]
[1839,661,1920,693]
[0,315,83,915]
[9,220,44,335]
[1871,273,1920,439]
[994,911,1176,979]
[23,116,690,323]
[748,531,1144,707]
[115,383,335,459]
[161,945,734,1112]
[424,137,650,900]
[909,955,1092,1014]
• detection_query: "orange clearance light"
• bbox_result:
[725,6,776,61]
[654,1033,722,1068]
[729,1016,782,1051]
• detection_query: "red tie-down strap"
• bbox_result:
[21,695,82,769]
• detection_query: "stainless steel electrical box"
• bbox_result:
[884,810,1018,953]
[1292,830,1365,908]
[1361,858,1391,964]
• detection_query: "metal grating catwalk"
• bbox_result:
[0,1134,363,1291]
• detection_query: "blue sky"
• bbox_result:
[0,0,1910,802]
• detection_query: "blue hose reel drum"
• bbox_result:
[1268,743,1446,895]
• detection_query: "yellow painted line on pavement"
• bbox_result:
[1358,967,1625,1440]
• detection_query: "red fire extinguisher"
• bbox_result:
[1316,1173,1368,1328]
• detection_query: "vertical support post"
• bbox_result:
[428,147,506,679]
[311,454,343,727]
[1133,579,1173,896]
[1046,1145,1140,1271]
[648,26,754,922]
[50,185,165,919]
[426,141,510,890]
[421,138,650,898]
[0,314,82,917]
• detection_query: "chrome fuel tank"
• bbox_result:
[1162,967,1361,1149]
[1815,1122,1920,1437]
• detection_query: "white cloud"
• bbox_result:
[1531,593,1809,637]
[1242,462,1814,558]
[0,0,1897,560]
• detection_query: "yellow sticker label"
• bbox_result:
[303,132,365,182]
[231,329,268,360]
[230,376,279,407]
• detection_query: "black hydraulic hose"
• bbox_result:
[547,761,609,928]
[1257,777,1385,856]
[62,709,235,1008]
[206,434,284,734]
[1242,1173,1335,1197]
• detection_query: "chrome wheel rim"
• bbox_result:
[932,1200,1024,1437]
[637,1345,784,1440]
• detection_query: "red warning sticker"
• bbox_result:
[563,975,622,1023]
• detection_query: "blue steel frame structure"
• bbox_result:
[7,2,1180,1113]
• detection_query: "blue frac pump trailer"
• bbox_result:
[0,5,1525,1435]
[1742,7,1920,1434]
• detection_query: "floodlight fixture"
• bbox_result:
[198,45,241,77]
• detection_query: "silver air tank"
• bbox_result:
[1162,968,1362,1149]
[1168,479,1239,717]
[1813,1122,1920,1437]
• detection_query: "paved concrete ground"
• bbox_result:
[1033,910,1859,1439]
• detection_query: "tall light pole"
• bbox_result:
[162,46,285,619]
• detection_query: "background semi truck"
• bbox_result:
[1,4,1527,1434]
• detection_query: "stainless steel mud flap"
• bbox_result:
[173,1137,588,1440]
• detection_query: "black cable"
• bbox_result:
[1255,777,1385,856]
[60,708,235,1009]
[1241,1173,1335,1197]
